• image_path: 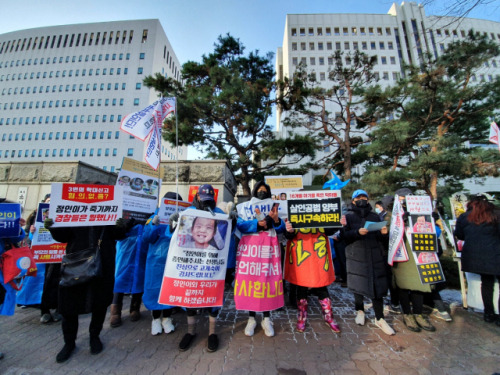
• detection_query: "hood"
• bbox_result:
[251,181,272,199]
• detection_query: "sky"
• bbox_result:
[1,0,499,157]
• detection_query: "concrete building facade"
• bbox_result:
[276,2,500,188]
[0,19,187,173]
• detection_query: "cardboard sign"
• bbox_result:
[0,203,21,238]
[158,199,191,225]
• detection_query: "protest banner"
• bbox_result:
[117,157,161,222]
[158,210,231,308]
[284,228,335,288]
[31,203,66,263]
[234,198,284,311]
[286,190,342,229]
[0,203,21,238]
[49,183,123,227]
[388,196,408,265]
[264,175,303,200]
[405,195,433,214]
[158,198,191,225]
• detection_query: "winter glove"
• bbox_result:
[152,215,160,225]
[44,218,54,229]
[228,211,239,221]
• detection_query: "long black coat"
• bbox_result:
[454,211,500,276]
[49,225,127,316]
[341,204,389,299]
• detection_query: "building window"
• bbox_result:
[136,83,141,89]
[133,98,140,106]
[138,67,143,74]
[139,53,145,59]
[127,148,134,156]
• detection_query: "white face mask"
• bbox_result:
[375,207,382,214]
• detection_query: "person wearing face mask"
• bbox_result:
[374,201,387,221]
[339,190,395,336]
[236,181,286,338]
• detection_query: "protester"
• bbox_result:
[236,181,285,338]
[109,218,147,328]
[454,194,500,325]
[142,192,183,336]
[340,190,395,336]
[174,185,228,352]
[0,199,27,359]
[374,201,388,221]
[45,203,130,363]
[284,221,340,333]
[391,188,436,333]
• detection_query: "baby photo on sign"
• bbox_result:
[177,215,227,251]
[409,214,434,233]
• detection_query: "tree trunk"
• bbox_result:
[240,166,252,197]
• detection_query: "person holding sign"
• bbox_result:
[391,189,436,333]
[235,181,286,338]
[174,185,229,353]
[340,190,395,336]
[44,188,131,363]
[284,221,340,333]
[454,194,500,325]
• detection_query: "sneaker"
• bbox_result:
[56,343,75,363]
[415,314,436,332]
[161,317,175,334]
[207,334,219,352]
[89,336,103,355]
[52,312,63,322]
[40,313,53,324]
[432,309,452,322]
[355,310,365,326]
[261,317,275,337]
[374,318,395,336]
[151,318,162,335]
[403,314,421,332]
[244,317,257,337]
[387,304,401,314]
[179,333,196,351]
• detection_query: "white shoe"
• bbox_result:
[244,317,257,337]
[151,318,162,335]
[261,317,275,337]
[355,310,365,326]
[161,317,175,334]
[374,318,395,336]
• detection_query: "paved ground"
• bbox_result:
[0,283,499,375]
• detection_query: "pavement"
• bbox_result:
[0,283,499,375]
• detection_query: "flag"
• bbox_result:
[120,97,176,170]
[322,169,349,190]
[489,122,500,152]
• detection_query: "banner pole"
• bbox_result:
[175,98,179,212]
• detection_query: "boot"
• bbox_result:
[129,294,142,322]
[297,299,308,332]
[319,297,340,333]
[109,304,122,328]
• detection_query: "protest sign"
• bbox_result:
[158,210,231,308]
[158,198,191,225]
[31,203,66,263]
[405,195,433,214]
[0,203,21,238]
[265,175,303,200]
[412,247,445,284]
[286,190,342,229]
[118,157,161,222]
[49,183,123,227]
[234,198,284,311]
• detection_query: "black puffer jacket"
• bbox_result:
[454,210,500,276]
[341,203,389,299]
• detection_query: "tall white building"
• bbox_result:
[276,2,500,186]
[0,19,187,172]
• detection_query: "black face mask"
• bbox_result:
[355,200,368,208]
[200,200,216,212]
[256,191,268,200]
